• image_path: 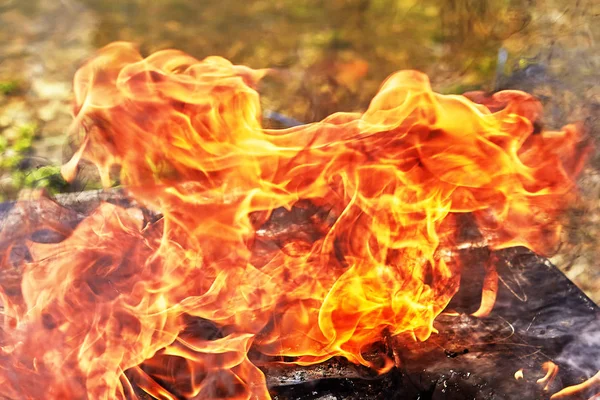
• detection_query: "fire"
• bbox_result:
[538,361,560,392]
[0,42,591,399]
[551,370,600,399]
[515,368,524,380]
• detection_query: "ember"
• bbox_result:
[0,42,596,399]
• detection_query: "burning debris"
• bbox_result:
[0,42,597,399]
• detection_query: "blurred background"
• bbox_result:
[0,0,598,300]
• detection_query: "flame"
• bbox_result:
[515,368,524,380]
[550,370,600,399]
[538,361,560,392]
[0,42,591,399]
[471,252,499,318]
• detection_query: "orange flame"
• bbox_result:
[0,42,591,399]
[538,361,560,391]
[551,370,600,399]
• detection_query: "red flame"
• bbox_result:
[0,42,591,399]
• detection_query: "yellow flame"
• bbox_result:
[515,368,524,380]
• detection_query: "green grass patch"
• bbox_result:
[0,80,21,95]
[0,122,70,198]
[13,165,68,194]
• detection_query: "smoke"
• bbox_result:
[555,316,600,378]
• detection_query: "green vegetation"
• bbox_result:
[0,122,67,201]
[0,80,21,95]
[0,123,36,173]
[11,165,68,194]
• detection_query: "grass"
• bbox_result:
[0,122,68,201]
[0,80,21,95]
